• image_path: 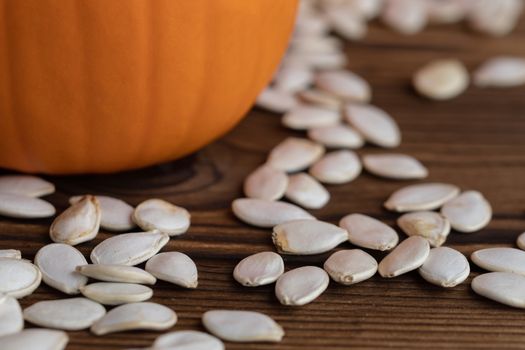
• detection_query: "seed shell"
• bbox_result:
[275,266,329,306]
[324,249,378,285]
[233,252,284,287]
[145,252,198,288]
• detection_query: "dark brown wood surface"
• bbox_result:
[2,18,525,350]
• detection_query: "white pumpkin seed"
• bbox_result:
[426,0,468,24]
[384,182,460,212]
[290,36,342,55]
[256,87,298,113]
[273,64,314,93]
[23,297,106,330]
[344,0,383,19]
[298,88,343,110]
[381,0,427,34]
[90,230,169,266]
[468,0,523,37]
[0,328,68,350]
[413,59,469,100]
[397,211,451,247]
[378,236,430,278]
[325,6,367,41]
[35,243,87,294]
[309,150,362,184]
[50,195,101,245]
[267,137,325,173]
[362,153,428,180]
[473,56,525,87]
[471,272,525,308]
[441,190,492,232]
[80,282,152,305]
[323,249,377,285]
[344,104,401,148]
[273,219,348,255]
[418,247,470,287]
[91,302,177,335]
[153,330,224,350]
[70,195,134,231]
[0,295,23,336]
[243,165,288,201]
[516,232,525,250]
[294,12,330,36]
[315,70,371,102]
[285,173,330,209]
[471,247,525,275]
[76,264,156,285]
[145,252,198,288]
[275,266,329,306]
[133,199,190,236]
[231,198,314,228]
[282,105,340,130]
[233,252,284,287]
[0,249,21,259]
[307,124,364,149]
[0,193,55,219]
[202,310,284,343]
[339,213,399,251]
[0,258,41,298]
[0,175,54,197]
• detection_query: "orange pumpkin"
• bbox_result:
[0,0,297,174]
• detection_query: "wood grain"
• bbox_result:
[2,18,525,350]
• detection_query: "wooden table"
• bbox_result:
[2,19,525,350]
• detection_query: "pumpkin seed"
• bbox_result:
[153,330,224,350]
[76,264,156,285]
[471,272,525,308]
[381,0,427,34]
[80,282,152,305]
[0,258,41,298]
[325,6,367,41]
[231,198,314,228]
[267,137,325,172]
[273,219,348,255]
[273,64,314,93]
[397,211,451,247]
[243,165,288,201]
[294,12,330,36]
[133,199,190,236]
[309,150,362,184]
[290,36,342,55]
[298,88,343,110]
[0,249,21,259]
[0,193,55,219]
[468,0,523,37]
[441,190,492,232]
[275,266,329,306]
[307,124,364,149]
[70,195,134,232]
[384,182,460,212]
[426,0,468,24]
[315,70,371,102]
[202,310,284,343]
[233,252,284,287]
[90,231,169,266]
[344,0,383,19]
[282,105,340,130]
[145,252,198,288]
[285,173,330,209]
[344,103,401,148]
[323,249,377,285]
[0,328,68,350]
[23,297,106,330]
[35,243,87,294]
[516,232,525,250]
[378,236,430,278]
[418,247,470,287]
[362,153,428,180]
[256,87,298,113]
[413,59,469,100]
[50,195,101,245]
[339,213,399,251]
[0,295,23,337]
[473,56,525,87]
[0,175,54,197]
[91,302,177,335]
[471,247,525,275]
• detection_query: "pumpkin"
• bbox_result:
[0,0,297,174]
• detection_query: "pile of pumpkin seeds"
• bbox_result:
[1,1,525,349]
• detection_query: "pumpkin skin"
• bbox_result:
[0,0,297,174]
